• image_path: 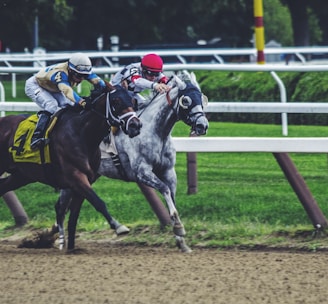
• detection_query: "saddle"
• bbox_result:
[9,112,60,164]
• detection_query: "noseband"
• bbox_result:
[105,92,138,133]
[166,86,207,126]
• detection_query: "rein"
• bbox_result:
[137,75,174,118]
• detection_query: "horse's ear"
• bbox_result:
[190,72,201,91]
[174,75,187,90]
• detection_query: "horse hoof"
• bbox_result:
[173,224,186,236]
[116,225,130,235]
[175,236,192,253]
[181,245,193,254]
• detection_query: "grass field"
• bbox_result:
[1,120,328,250]
[1,79,328,250]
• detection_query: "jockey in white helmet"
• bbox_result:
[25,52,106,150]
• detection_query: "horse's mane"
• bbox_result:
[140,84,179,114]
[176,70,202,91]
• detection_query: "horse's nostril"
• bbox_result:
[196,124,208,135]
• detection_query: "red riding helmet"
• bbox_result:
[141,53,163,72]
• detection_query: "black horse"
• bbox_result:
[0,82,142,251]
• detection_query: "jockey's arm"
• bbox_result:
[133,76,170,93]
[54,72,83,106]
[159,74,169,84]
[57,82,83,105]
[87,73,106,90]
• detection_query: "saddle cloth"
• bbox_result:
[9,114,51,164]
[100,132,118,158]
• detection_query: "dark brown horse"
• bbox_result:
[0,82,142,251]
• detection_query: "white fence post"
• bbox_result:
[270,71,288,136]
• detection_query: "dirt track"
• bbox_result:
[0,237,327,304]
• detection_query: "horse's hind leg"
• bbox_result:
[0,173,30,196]
[84,189,130,235]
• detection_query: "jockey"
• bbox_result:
[25,52,106,150]
[110,53,170,109]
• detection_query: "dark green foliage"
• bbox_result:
[196,71,328,125]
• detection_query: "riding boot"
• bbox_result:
[30,111,52,150]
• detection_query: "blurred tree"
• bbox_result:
[0,0,72,52]
[281,0,323,46]
[263,0,293,46]
[38,0,73,50]
[0,0,37,51]
[1,0,327,52]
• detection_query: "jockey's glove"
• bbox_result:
[79,97,93,110]
[153,82,170,94]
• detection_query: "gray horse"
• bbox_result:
[56,72,209,252]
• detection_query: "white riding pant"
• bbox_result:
[25,76,74,114]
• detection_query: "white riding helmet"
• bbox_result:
[68,52,92,75]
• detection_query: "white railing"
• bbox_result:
[172,137,328,153]
[1,46,328,66]
[2,62,328,75]
[2,101,328,114]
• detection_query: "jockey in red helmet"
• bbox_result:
[111,53,170,109]
[141,53,164,73]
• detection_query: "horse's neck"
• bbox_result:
[141,88,179,138]
[78,110,108,146]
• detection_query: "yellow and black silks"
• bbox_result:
[9,114,51,164]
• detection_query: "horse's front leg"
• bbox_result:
[161,190,186,236]
[54,189,73,250]
[136,169,191,253]
[66,194,83,251]
[153,167,186,237]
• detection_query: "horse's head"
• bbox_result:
[173,73,209,135]
[92,82,142,138]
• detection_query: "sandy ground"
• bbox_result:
[0,236,327,304]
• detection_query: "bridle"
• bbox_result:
[105,92,138,134]
[166,83,208,127]
[86,89,138,134]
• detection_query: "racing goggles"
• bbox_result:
[71,70,87,79]
[144,69,160,77]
